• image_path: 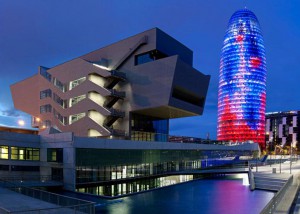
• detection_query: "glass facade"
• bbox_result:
[218,9,266,149]
[75,148,253,184]
[131,113,168,142]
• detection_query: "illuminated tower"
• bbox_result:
[217,9,266,149]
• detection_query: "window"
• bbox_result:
[131,113,168,142]
[70,113,86,124]
[53,109,67,125]
[172,86,204,107]
[0,146,8,159]
[40,67,51,82]
[53,93,67,108]
[0,165,9,171]
[40,104,52,113]
[53,78,66,92]
[43,120,52,128]
[135,50,167,65]
[70,94,86,107]
[11,165,39,171]
[40,89,52,99]
[47,148,63,163]
[11,147,40,161]
[70,77,86,90]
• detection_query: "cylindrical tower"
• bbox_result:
[217,9,266,149]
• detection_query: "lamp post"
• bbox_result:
[270,136,273,164]
[290,144,292,174]
[279,146,283,174]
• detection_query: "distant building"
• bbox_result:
[217,9,267,149]
[265,111,300,150]
[11,28,210,140]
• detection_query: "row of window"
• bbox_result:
[0,146,40,161]
[76,160,201,183]
[0,146,65,164]
[40,70,86,94]
[40,89,86,109]
[39,104,86,125]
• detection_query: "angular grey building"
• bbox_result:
[11,28,210,140]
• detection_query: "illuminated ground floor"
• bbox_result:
[0,128,259,191]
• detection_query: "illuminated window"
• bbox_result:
[70,94,86,107]
[11,147,40,161]
[0,146,8,159]
[47,148,63,162]
[70,77,86,90]
[70,113,86,124]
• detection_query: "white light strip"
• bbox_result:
[93,63,110,71]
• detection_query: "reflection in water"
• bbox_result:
[94,175,274,214]
[77,175,195,197]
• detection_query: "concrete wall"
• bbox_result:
[40,132,76,191]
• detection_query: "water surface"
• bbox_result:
[94,176,274,214]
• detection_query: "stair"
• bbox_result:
[105,70,126,89]
[253,173,290,191]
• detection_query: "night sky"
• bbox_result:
[1,0,300,139]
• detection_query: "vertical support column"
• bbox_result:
[150,163,153,175]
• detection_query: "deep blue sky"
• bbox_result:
[1,0,300,139]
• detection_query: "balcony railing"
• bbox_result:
[108,89,126,98]
[110,70,126,80]
[0,178,95,214]
[108,108,125,118]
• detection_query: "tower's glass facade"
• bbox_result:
[217,9,266,149]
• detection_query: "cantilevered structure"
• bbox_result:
[11,28,210,140]
[217,9,267,149]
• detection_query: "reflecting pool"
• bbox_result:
[66,175,274,214]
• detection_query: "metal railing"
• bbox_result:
[110,70,126,80]
[108,108,125,117]
[0,204,94,214]
[0,175,61,183]
[0,179,95,214]
[108,89,126,98]
[260,175,293,214]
